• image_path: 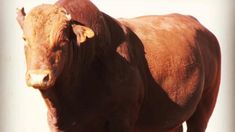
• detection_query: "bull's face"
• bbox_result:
[17,5,94,89]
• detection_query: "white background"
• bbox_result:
[0,0,234,132]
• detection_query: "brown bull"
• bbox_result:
[17,0,221,132]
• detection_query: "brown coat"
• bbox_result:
[17,0,221,132]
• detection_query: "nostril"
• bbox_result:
[43,74,50,83]
[26,70,53,88]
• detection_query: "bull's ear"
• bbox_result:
[72,25,95,46]
[16,7,26,29]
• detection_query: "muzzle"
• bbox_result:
[26,70,55,89]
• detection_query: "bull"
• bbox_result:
[17,0,221,132]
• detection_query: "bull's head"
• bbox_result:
[17,4,95,89]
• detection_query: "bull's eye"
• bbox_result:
[53,45,61,51]
[53,41,67,51]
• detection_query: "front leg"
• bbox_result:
[106,117,132,132]
[104,60,145,132]
[105,97,143,132]
[106,108,137,132]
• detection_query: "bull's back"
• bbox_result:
[119,14,220,130]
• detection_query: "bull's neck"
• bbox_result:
[39,40,96,131]
[40,89,61,131]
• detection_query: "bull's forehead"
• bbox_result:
[23,4,69,47]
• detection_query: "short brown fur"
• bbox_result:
[17,0,221,132]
